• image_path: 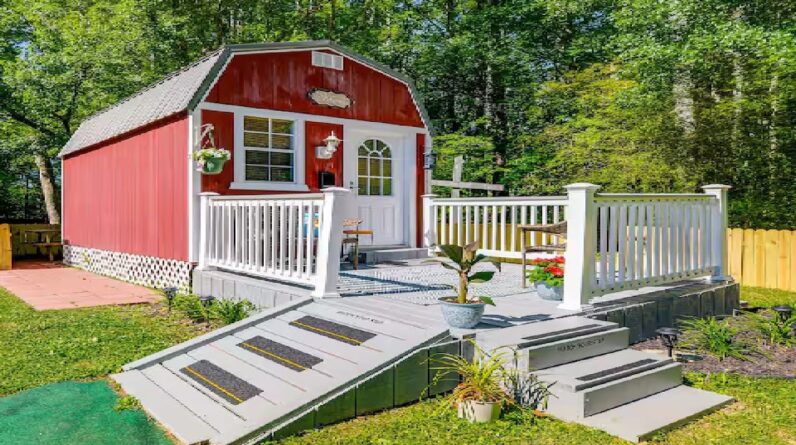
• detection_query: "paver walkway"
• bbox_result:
[0,261,159,310]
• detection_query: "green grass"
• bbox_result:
[741,286,796,308]
[0,288,207,396]
[273,373,796,445]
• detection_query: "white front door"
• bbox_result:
[344,130,407,246]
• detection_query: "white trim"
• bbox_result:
[200,101,427,136]
[187,110,200,262]
[232,109,306,190]
[228,182,310,192]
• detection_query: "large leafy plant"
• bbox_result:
[430,341,511,405]
[427,241,501,305]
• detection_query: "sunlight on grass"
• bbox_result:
[741,286,796,308]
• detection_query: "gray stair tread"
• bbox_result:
[322,298,442,328]
[477,316,617,349]
[581,385,733,443]
[141,364,246,432]
[533,349,672,391]
[296,302,425,340]
[274,311,403,354]
[113,370,217,445]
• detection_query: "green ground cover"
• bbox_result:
[740,286,796,308]
[0,288,206,396]
[0,381,172,445]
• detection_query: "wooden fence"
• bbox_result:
[727,228,796,291]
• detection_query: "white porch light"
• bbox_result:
[316,131,342,159]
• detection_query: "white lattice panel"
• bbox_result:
[63,245,192,290]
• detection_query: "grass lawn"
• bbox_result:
[0,288,207,396]
[740,285,796,308]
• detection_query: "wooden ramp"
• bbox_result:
[113,297,450,445]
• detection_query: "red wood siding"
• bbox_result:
[206,51,424,128]
[415,133,426,246]
[62,115,189,261]
[305,122,344,191]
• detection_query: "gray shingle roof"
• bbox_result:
[60,41,432,157]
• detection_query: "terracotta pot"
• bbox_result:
[457,400,501,423]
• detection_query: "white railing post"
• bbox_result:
[560,183,601,311]
[197,192,219,270]
[312,187,352,298]
[702,184,731,281]
[422,194,438,253]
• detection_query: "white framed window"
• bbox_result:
[357,139,392,196]
[231,112,307,191]
[311,51,344,70]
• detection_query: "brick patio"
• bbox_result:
[0,261,160,310]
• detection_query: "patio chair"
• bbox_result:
[519,220,567,288]
[341,218,374,270]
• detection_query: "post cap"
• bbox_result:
[701,184,732,191]
[199,192,220,196]
[564,183,601,191]
[320,186,352,195]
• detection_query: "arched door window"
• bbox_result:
[357,139,392,196]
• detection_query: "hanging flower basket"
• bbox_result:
[192,124,230,175]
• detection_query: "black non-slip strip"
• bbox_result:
[238,336,323,372]
[576,359,657,382]
[180,359,262,405]
[522,324,602,342]
[290,315,377,346]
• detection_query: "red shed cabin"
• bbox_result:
[60,41,432,290]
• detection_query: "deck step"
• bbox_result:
[476,316,618,351]
[580,385,733,442]
[536,350,682,420]
[113,370,218,445]
[523,327,630,370]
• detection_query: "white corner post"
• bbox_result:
[702,184,731,281]
[197,192,219,270]
[421,194,438,254]
[560,183,601,312]
[312,187,352,298]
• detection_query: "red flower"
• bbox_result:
[544,265,565,277]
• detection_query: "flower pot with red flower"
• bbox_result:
[526,256,565,301]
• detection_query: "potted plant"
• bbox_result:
[192,146,230,175]
[431,341,511,423]
[526,256,565,300]
[426,241,501,329]
[192,124,230,175]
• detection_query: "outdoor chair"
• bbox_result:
[519,220,567,288]
[341,218,374,270]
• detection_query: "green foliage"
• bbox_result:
[114,395,142,412]
[0,288,205,396]
[213,298,256,325]
[741,286,796,308]
[173,294,212,324]
[680,317,758,361]
[525,257,565,287]
[741,310,796,347]
[426,242,501,304]
[430,341,511,405]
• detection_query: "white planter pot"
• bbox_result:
[457,400,501,423]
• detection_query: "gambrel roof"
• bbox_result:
[60,41,431,157]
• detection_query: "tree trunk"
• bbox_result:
[34,153,60,224]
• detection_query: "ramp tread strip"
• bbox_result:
[290,315,377,346]
[181,359,262,405]
[522,323,603,342]
[576,358,658,382]
[237,336,323,372]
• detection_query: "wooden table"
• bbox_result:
[23,228,62,262]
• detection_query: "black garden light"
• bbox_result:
[199,295,216,326]
[772,305,793,323]
[162,287,178,311]
[423,148,437,170]
[656,327,681,358]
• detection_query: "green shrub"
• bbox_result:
[741,310,796,347]
[213,298,256,325]
[173,294,212,323]
[680,317,757,361]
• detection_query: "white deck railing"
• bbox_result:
[422,184,730,311]
[422,196,568,259]
[198,188,351,298]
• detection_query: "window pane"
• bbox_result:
[245,150,269,165]
[369,178,380,195]
[358,157,367,175]
[383,159,392,176]
[382,146,392,159]
[244,116,269,132]
[244,132,269,148]
[357,180,368,195]
[271,134,293,150]
[270,152,293,166]
[271,167,293,182]
[369,158,381,177]
[245,165,269,181]
[358,145,368,156]
[382,178,392,196]
[271,119,293,134]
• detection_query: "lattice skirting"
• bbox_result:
[63,245,192,290]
